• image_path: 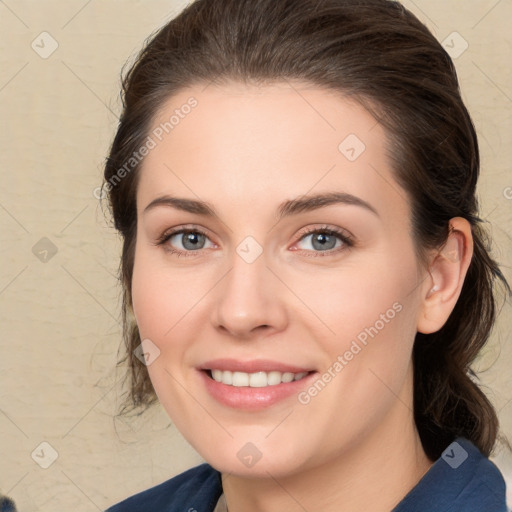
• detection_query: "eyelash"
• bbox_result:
[155,226,211,258]
[155,225,354,258]
[294,225,354,257]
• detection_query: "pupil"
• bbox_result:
[183,232,204,250]
[313,233,336,251]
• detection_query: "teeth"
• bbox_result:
[210,369,309,387]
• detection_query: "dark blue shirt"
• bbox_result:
[105,437,508,511]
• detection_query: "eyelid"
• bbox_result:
[154,224,216,257]
[290,224,354,255]
[294,224,353,242]
[155,224,212,244]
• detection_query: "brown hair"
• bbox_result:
[103,0,510,460]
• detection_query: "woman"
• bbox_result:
[103,0,510,510]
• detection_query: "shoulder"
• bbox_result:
[0,495,18,512]
[105,463,223,512]
[394,437,509,512]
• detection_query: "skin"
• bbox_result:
[131,81,473,512]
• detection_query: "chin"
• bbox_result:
[207,456,298,479]
[197,439,313,479]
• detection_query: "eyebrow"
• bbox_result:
[143,192,379,219]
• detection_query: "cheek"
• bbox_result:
[293,253,418,344]
[131,245,207,340]
[294,263,420,444]
[130,247,201,418]
[294,245,421,395]
[130,243,217,406]
[131,257,168,340]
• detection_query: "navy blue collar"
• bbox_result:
[106,437,507,512]
[392,437,507,511]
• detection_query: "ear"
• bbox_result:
[417,217,473,334]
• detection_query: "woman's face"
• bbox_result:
[131,81,428,477]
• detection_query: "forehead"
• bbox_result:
[149,80,382,158]
[137,81,409,221]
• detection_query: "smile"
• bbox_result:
[208,369,310,387]
[198,358,317,409]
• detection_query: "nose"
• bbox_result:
[210,250,288,339]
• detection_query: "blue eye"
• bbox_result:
[294,227,353,255]
[170,231,209,251]
[157,228,214,256]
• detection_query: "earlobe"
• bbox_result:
[417,218,473,334]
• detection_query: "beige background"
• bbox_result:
[0,1,511,510]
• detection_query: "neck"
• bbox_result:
[220,363,434,512]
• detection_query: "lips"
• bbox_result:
[197,358,318,409]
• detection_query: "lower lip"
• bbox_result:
[198,370,317,410]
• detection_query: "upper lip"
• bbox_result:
[199,358,315,374]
